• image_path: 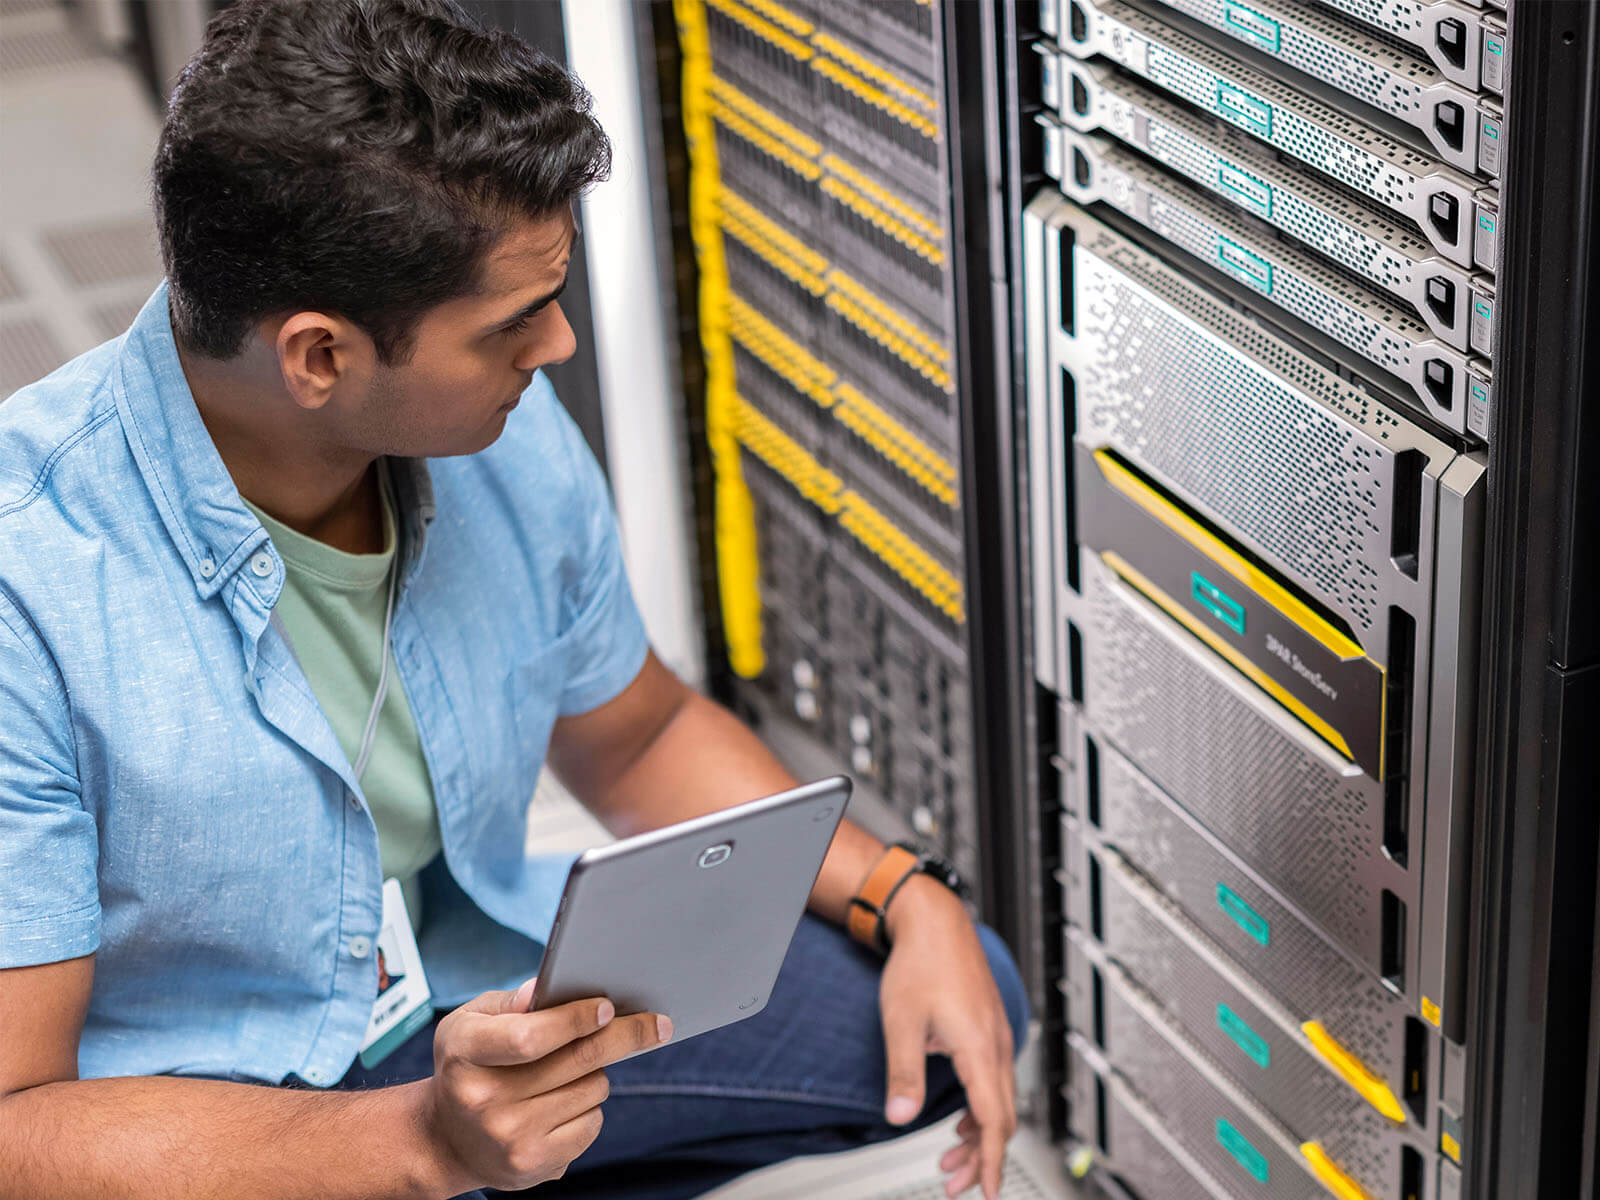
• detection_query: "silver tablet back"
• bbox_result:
[533,776,852,1045]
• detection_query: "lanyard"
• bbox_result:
[351,556,399,782]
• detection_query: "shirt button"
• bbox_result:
[198,557,216,578]
[347,790,360,809]
[305,1067,326,1084]
[347,936,372,959]
[250,552,274,577]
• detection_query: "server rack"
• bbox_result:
[658,0,1599,1196]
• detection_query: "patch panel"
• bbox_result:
[1087,0,1504,175]
[710,74,824,234]
[814,0,939,87]
[1043,120,1491,435]
[820,167,951,335]
[1064,818,1444,1152]
[1064,929,1436,1199]
[813,34,945,210]
[1037,0,1499,270]
[1310,0,1508,93]
[1025,196,1486,1039]
[704,0,820,137]
[1058,732,1428,1122]
[1032,66,1496,355]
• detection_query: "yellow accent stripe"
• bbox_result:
[704,0,815,62]
[1421,996,1442,1027]
[821,177,945,266]
[812,56,938,139]
[739,0,813,37]
[821,154,943,240]
[1301,1021,1407,1124]
[839,492,965,621]
[833,383,958,507]
[811,32,937,111]
[735,400,843,513]
[710,76,822,158]
[1300,1143,1377,1200]
[710,99,823,182]
[726,293,836,405]
[719,187,828,278]
[1103,551,1357,761]
[1441,1132,1462,1164]
[677,0,764,677]
[1094,451,1366,663]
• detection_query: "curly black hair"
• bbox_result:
[154,0,610,364]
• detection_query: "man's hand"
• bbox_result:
[878,878,1017,1200]
[422,978,673,1193]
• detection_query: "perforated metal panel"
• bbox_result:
[1032,64,1493,355]
[1057,207,1451,649]
[1059,735,1417,1100]
[1071,552,1411,975]
[1140,0,1502,172]
[0,316,66,398]
[1066,1039,1229,1200]
[1064,933,1434,1199]
[1040,0,1495,270]
[1312,0,1506,93]
[1045,124,1488,435]
[40,218,163,288]
[1063,828,1437,1178]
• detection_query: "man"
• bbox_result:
[0,3,1028,1198]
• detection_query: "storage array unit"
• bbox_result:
[673,0,989,884]
[1023,0,1503,1196]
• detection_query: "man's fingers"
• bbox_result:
[504,1010,670,1092]
[882,1013,930,1125]
[949,1046,1012,1200]
[943,1155,979,1198]
[956,1111,978,1139]
[450,996,617,1067]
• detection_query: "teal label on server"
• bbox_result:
[1214,239,1273,295]
[1216,1118,1270,1183]
[1216,83,1272,136]
[1224,3,1280,53]
[1217,1003,1271,1068]
[1217,882,1270,946]
[1192,570,1248,634]
[1218,164,1272,217]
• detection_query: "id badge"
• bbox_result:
[358,877,433,1068]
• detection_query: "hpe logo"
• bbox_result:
[698,842,734,869]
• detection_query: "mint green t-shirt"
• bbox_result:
[245,465,441,928]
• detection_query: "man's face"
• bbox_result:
[352,210,578,458]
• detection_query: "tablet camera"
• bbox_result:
[698,842,734,869]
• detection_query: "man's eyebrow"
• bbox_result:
[491,273,569,328]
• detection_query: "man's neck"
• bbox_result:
[178,341,386,555]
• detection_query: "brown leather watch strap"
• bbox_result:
[846,845,920,952]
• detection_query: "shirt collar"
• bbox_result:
[115,283,436,602]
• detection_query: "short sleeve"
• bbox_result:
[543,393,651,717]
[0,596,100,967]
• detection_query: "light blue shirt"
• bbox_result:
[0,285,649,1086]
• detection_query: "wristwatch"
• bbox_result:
[847,840,972,954]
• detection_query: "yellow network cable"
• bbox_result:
[822,154,944,242]
[737,0,813,38]
[827,269,949,365]
[726,293,836,406]
[676,0,765,677]
[812,56,938,140]
[734,400,843,513]
[718,187,829,290]
[838,491,966,621]
[704,0,814,63]
[711,99,823,182]
[821,177,945,266]
[827,292,953,392]
[710,76,822,159]
[832,383,958,507]
[811,32,937,112]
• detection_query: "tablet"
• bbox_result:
[530,776,852,1048]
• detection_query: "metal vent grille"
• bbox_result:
[0,256,19,302]
[1080,554,1397,962]
[0,316,66,398]
[41,218,162,288]
[91,294,150,341]
[1077,745,1410,1088]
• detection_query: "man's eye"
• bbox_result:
[499,315,532,337]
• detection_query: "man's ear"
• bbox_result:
[274,311,365,411]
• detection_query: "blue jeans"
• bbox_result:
[335,915,1030,1200]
